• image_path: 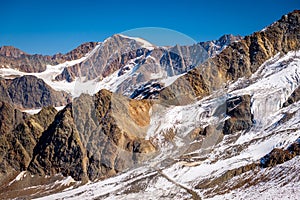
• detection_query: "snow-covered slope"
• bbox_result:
[33,50,300,199]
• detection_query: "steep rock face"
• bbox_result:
[55,34,240,83]
[159,10,300,104]
[28,104,89,181]
[0,42,97,73]
[3,75,70,109]
[52,42,98,63]
[0,51,52,73]
[223,95,253,135]
[0,104,57,186]
[28,90,156,181]
[55,34,151,81]
[0,77,12,105]
[0,101,27,135]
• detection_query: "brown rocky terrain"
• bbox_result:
[27,89,156,181]
[54,34,239,101]
[260,139,300,168]
[0,10,299,200]
[0,42,98,73]
[55,34,153,82]
[0,104,57,186]
[0,89,156,197]
[223,95,253,135]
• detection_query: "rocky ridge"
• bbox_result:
[159,10,300,105]
[0,42,98,73]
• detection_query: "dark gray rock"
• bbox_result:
[223,95,253,135]
[283,86,300,107]
[6,75,70,109]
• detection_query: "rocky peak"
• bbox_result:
[0,46,28,58]
[52,42,99,62]
[199,34,243,57]
[0,101,27,135]
[27,89,156,181]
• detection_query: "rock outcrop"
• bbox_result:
[283,86,300,107]
[28,89,156,181]
[223,95,253,135]
[199,34,243,57]
[260,139,300,168]
[54,34,241,99]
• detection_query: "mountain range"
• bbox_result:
[0,10,300,200]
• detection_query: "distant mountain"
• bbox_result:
[0,42,98,73]
[54,34,241,98]
[0,33,240,106]
[199,34,243,57]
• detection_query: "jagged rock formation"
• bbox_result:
[159,10,300,105]
[0,75,70,109]
[52,42,98,63]
[0,42,98,73]
[0,46,27,58]
[0,77,12,104]
[199,34,243,57]
[28,89,156,181]
[54,34,240,100]
[0,101,27,135]
[55,34,153,82]
[0,104,57,186]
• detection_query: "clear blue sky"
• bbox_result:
[1,0,299,55]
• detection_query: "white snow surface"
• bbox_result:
[207,156,300,200]
[22,106,66,115]
[35,51,300,199]
[117,34,155,50]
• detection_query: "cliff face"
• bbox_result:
[0,87,156,187]
[0,104,57,186]
[0,75,71,109]
[28,89,156,181]
[283,85,300,107]
[158,11,300,105]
